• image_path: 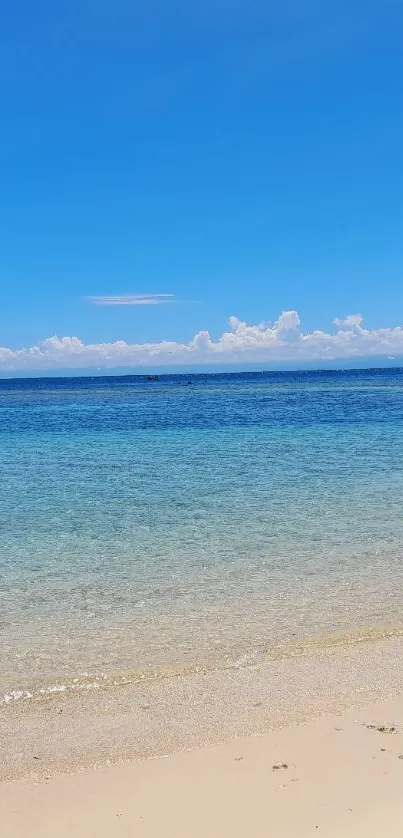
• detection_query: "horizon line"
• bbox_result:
[1,361,403,382]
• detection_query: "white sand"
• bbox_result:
[3,635,403,835]
[3,633,403,783]
[2,695,403,837]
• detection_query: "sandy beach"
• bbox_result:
[2,694,403,837]
[2,634,403,836]
[2,0,402,827]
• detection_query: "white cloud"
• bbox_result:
[333,313,363,327]
[87,294,175,306]
[1,311,403,371]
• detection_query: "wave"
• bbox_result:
[3,622,403,708]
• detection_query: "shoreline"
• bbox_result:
[3,618,403,709]
[2,693,403,836]
[2,632,403,784]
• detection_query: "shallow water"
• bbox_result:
[1,369,403,703]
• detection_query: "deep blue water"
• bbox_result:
[1,369,403,701]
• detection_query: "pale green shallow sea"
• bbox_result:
[1,369,403,703]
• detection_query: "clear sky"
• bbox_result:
[1,1,403,372]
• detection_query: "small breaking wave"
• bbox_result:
[1,689,33,704]
[0,684,69,704]
[0,675,106,705]
[3,622,403,708]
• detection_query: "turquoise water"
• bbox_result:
[1,370,403,702]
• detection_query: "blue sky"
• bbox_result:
[1,1,403,372]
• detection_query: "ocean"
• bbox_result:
[1,368,403,705]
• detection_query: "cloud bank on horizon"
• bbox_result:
[1,311,403,371]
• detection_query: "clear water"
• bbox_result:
[1,369,403,702]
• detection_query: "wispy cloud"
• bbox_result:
[87,294,175,306]
[2,311,403,371]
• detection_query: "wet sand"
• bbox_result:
[2,634,403,784]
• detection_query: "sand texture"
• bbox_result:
[2,695,403,836]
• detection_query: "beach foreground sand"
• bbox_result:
[3,635,403,835]
[2,695,403,837]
